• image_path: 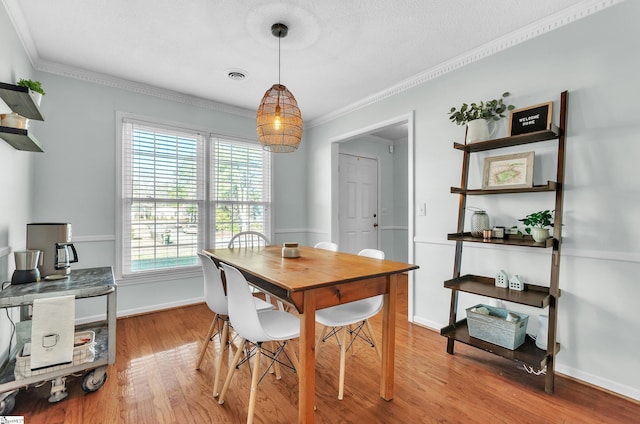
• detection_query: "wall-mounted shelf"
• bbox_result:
[0,82,45,152]
[0,82,44,121]
[0,126,44,152]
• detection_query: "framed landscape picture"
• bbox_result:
[482,152,534,189]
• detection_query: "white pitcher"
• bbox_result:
[466,119,499,143]
[535,314,549,350]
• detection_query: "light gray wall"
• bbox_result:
[0,5,37,362]
[24,70,308,320]
[392,141,408,261]
[304,2,640,400]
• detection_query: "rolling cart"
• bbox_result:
[0,267,116,415]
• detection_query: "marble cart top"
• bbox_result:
[0,266,115,307]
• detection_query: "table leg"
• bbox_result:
[299,291,317,423]
[380,273,398,400]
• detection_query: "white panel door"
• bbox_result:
[338,154,378,254]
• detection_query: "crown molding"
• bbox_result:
[34,59,256,119]
[3,0,256,119]
[307,0,623,128]
[4,0,622,126]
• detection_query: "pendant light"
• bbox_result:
[256,23,303,153]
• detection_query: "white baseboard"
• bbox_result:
[554,363,640,402]
[410,314,640,401]
[410,315,442,331]
[75,296,204,324]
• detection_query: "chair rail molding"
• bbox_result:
[413,236,640,264]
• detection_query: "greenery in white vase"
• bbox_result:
[448,92,514,125]
[518,209,554,234]
[16,78,45,95]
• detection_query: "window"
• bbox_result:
[211,138,272,247]
[117,114,272,280]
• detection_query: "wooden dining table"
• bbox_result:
[204,245,418,424]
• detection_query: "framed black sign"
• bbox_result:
[508,102,553,136]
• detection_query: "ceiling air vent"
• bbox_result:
[227,70,247,81]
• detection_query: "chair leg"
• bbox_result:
[213,319,229,397]
[218,337,246,405]
[365,319,382,361]
[338,327,347,400]
[196,314,219,370]
[247,345,263,424]
[284,341,299,372]
[270,341,282,379]
[349,324,356,356]
[315,325,328,355]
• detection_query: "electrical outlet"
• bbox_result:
[418,202,426,216]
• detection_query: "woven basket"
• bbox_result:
[14,331,96,380]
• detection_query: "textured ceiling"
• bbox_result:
[3,0,614,125]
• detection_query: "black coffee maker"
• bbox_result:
[11,250,42,285]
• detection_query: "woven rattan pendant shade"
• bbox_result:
[256,84,303,152]
[256,23,303,153]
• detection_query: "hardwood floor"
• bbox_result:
[11,279,639,423]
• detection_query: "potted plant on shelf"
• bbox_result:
[16,78,45,106]
[519,209,554,242]
[448,92,515,143]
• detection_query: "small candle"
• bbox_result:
[483,229,492,241]
[282,242,300,258]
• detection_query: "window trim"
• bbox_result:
[115,111,273,284]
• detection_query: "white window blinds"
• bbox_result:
[121,119,205,275]
[119,116,272,278]
[210,137,272,248]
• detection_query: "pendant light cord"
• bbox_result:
[276,29,282,122]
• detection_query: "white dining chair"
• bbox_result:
[227,231,270,249]
[315,248,385,400]
[217,263,300,424]
[314,241,338,251]
[195,252,274,398]
[227,231,286,311]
